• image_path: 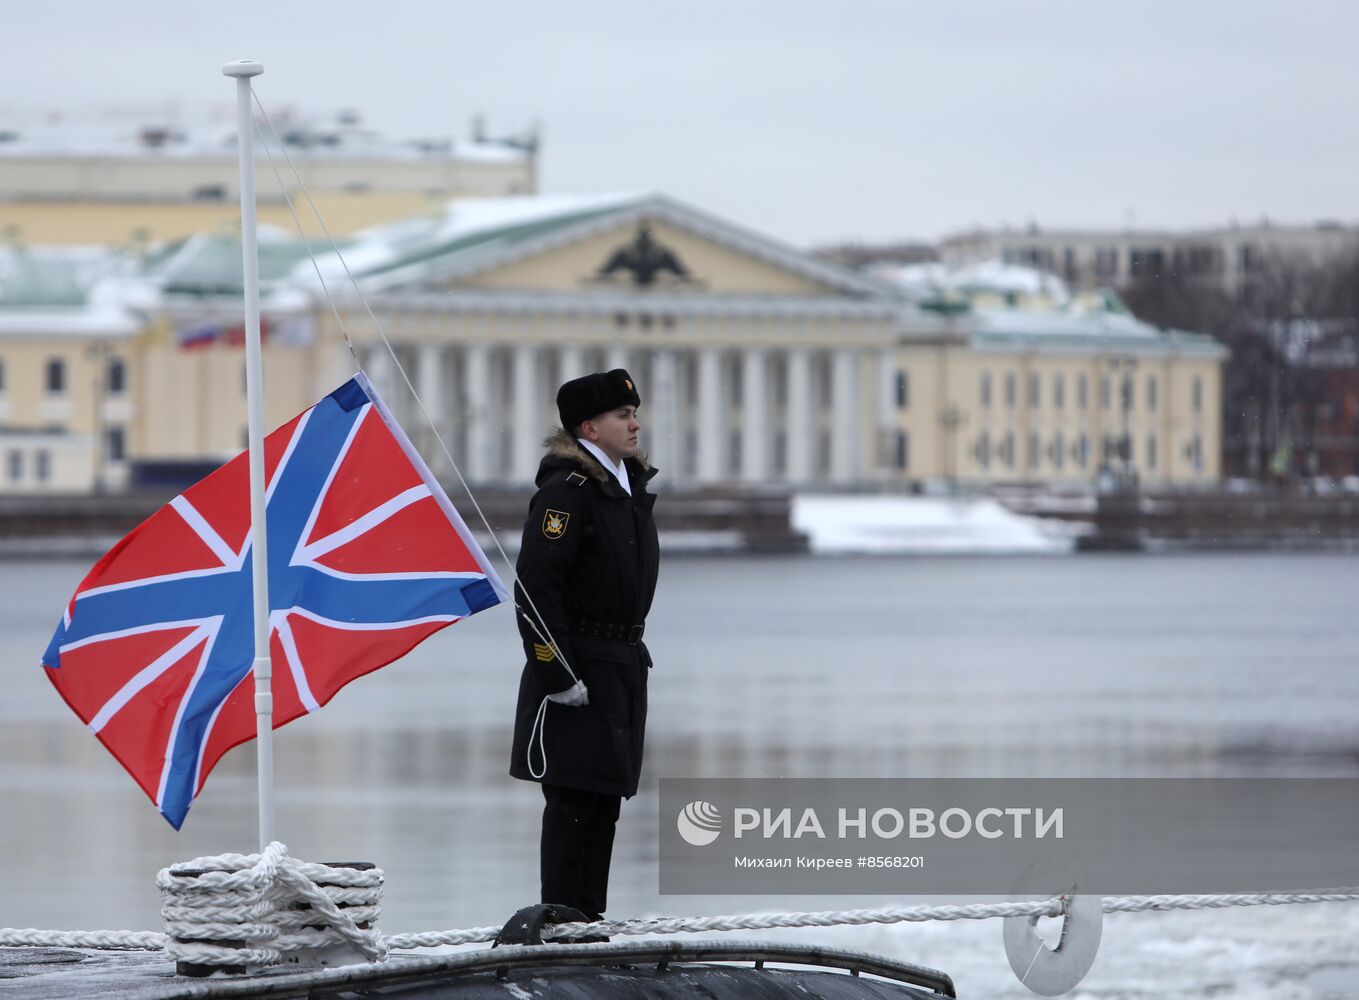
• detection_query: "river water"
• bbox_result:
[2,553,1357,997]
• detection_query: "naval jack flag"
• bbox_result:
[40,374,507,828]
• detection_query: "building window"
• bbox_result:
[107,357,127,395]
[980,371,992,408]
[1192,376,1203,413]
[1094,248,1119,278]
[1129,249,1164,278]
[1100,375,1111,409]
[1052,432,1065,471]
[1121,375,1134,412]
[773,431,786,475]
[0,358,6,393]
[1028,432,1040,470]
[1053,373,1065,409]
[1003,431,1015,468]
[45,358,66,395]
[1147,434,1157,470]
[1077,373,1087,409]
[6,450,21,482]
[977,432,990,469]
[1076,434,1089,468]
[1004,372,1016,408]
[1146,374,1157,411]
[1028,372,1040,409]
[895,431,908,470]
[895,370,909,409]
[35,449,50,483]
[730,430,741,473]
[106,426,126,463]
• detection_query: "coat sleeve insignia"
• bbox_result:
[566,472,588,486]
[542,509,571,540]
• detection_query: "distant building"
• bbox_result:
[873,262,1226,488]
[0,246,139,492]
[0,194,1227,494]
[813,240,938,270]
[0,109,539,247]
[939,222,1359,295]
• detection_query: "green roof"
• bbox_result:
[0,247,130,307]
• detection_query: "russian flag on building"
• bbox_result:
[40,374,507,828]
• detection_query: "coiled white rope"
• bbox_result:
[1,841,1353,959]
[155,842,386,967]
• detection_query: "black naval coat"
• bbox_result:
[509,429,660,798]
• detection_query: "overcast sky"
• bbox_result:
[5,1,1358,247]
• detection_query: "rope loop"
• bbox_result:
[155,841,387,968]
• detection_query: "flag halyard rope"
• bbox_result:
[248,88,578,690]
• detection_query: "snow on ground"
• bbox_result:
[791,494,1080,555]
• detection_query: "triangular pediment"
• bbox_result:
[346,194,897,300]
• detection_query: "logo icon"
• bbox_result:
[677,800,722,846]
[542,509,570,539]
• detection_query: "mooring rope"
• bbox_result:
[0,844,1354,963]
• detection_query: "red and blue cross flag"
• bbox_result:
[40,374,507,829]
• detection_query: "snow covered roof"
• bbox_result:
[297,192,650,289]
[875,259,1223,355]
[971,301,1225,356]
[297,191,902,298]
[0,307,141,337]
[21,191,889,311]
[873,260,1071,303]
[141,228,328,301]
[0,111,531,164]
[0,246,133,308]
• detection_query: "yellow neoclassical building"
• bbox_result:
[0,110,537,247]
[0,194,1225,494]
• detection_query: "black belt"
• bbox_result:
[571,617,645,645]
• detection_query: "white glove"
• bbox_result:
[547,680,589,707]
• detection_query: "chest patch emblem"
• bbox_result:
[542,509,571,540]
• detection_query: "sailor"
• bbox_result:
[509,368,660,924]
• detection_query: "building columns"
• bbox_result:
[831,349,859,483]
[511,343,539,483]
[785,347,813,484]
[558,343,585,383]
[696,347,724,483]
[650,349,678,485]
[463,343,491,483]
[740,347,768,482]
[417,343,445,473]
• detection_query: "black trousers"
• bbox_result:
[540,783,622,919]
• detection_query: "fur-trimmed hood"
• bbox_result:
[537,427,653,488]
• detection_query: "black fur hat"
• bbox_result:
[556,369,642,431]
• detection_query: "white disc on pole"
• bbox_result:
[1002,855,1103,996]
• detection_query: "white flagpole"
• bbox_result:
[223,59,275,850]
